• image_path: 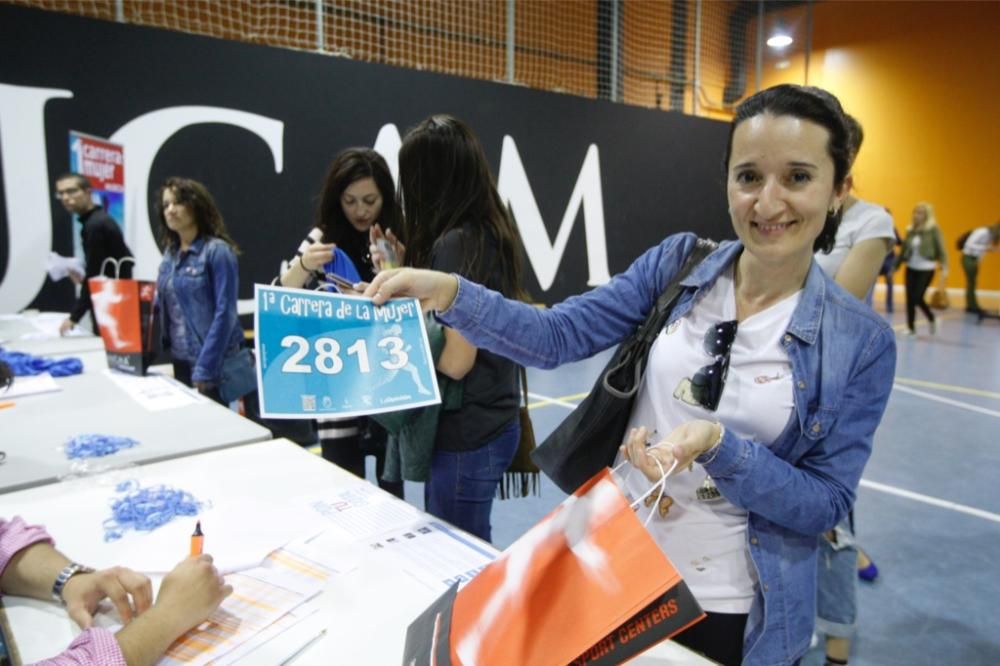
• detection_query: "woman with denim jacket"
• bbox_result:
[155,177,246,405]
[366,85,896,665]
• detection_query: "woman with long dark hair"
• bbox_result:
[279,148,405,498]
[394,114,526,543]
[155,177,253,406]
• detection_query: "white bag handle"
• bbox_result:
[98,256,136,279]
[612,444,679,528]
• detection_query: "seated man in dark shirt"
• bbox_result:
[53,173,134,335]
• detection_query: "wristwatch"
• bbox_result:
[51,562,95,603]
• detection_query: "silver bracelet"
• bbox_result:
[51,562,94,603]
[699,422,726,466]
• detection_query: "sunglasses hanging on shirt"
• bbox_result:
[690,319,738,412]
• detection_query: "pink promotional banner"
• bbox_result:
[68,130,125,233]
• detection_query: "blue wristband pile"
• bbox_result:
[0,347,84,377]
[103,479,205,542]
[65,434,140,459]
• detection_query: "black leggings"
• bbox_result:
[672,611,748,666]
[318,418,404,499]
[905,267,936,331]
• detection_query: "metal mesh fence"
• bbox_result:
[6,0,810,118]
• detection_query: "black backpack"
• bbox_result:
[956,230,972,252]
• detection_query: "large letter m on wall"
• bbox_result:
[497,137,610,292]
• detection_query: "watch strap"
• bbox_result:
[51,562,94,603]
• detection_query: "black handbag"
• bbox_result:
[530,238,717,494]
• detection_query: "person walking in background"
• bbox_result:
[392,115,527,544]
[878,223,902,313]
[812,113,894,666]
[898,202,947,335]
[813,115,895,302]
[155,177,256,410]
[53,173,133,336]
[279,148,405,499]
[960,221,1000,314]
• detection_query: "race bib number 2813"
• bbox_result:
[254,284,441,418]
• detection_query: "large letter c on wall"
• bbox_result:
[110,107,284,280]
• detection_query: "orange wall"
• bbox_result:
[764,1,1000,293]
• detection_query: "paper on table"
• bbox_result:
[0,372,61,399]
[297,482,425,542]
[103,370,202,411]
[365,520,497,593]
[210,603,324,666]
[156,566,324,666]
[281,527,365,574]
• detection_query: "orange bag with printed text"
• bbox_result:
[88,258,157,376]
[402,468,705,666]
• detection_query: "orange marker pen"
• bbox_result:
[190,521,204,556]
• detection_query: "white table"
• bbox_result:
[0,312,105,357]
[0,368,271,494]
[1,440,711,665]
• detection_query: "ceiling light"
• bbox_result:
[767,33,793,48]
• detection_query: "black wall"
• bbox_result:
[0,4,733,309]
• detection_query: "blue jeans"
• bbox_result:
[425,419,520,543]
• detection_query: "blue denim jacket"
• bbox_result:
[440,232,896,665]
[156,236,243,383]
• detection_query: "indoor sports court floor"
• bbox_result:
[353,294,999,666]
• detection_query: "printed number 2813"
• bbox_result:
[280,335,408,375]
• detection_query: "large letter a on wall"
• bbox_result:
[497,137,610,291]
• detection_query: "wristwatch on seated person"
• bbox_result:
[51,562,95,603]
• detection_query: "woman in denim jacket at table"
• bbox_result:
[365,85,896,666]
[155,177,246,405]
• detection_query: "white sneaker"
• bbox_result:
[929,320,937,335]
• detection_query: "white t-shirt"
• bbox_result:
[963,227,993,258]
[907,234,937,270]
[619,266,799,614]
[813,199,895,279]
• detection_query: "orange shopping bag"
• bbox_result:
[88,258,156,376]
[403,468,705,666]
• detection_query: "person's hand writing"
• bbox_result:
[58,319,76,336]
[61,566,153,629]
[364,268,458,312]
[154,555,232,637]
[301,242,337,273]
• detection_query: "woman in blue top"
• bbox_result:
[156,177,248,405]
[279,148,406,498]
[366,85,896,665]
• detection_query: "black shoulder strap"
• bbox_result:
[603,237,717,398]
